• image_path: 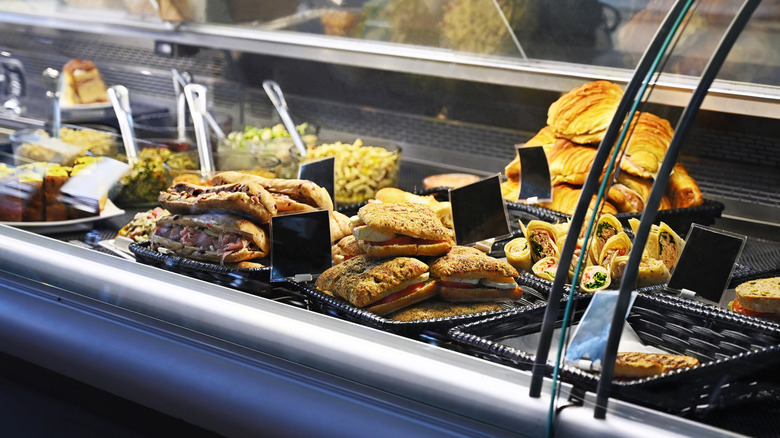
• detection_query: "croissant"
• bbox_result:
[547,80,624,144]
[614,172,672,211]
[619,112,674,179]
[539,184,618,216]
[505,125,558,182]
[666,163,703,209]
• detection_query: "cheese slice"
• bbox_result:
[353,225,396,242]
[441,276,479,285]
[480,277,518,289]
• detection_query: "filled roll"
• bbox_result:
[532,256,559,281]
[628,218,660,260]
[589,214,623,265]
[657,222,685,272]
[522,220,563,263]
[504,237,533,272]
[580,265,611,293]
[598,231,633,269]
[610,255,671,288]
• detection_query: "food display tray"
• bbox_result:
[128,241,280,297]
[283,274,552,337]
[449,291,780,417]
[506,198,725,235]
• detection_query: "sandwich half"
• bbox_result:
[159,181,277,224]
[430,246,523,302]
[151,213,269,264]
[315,255,438,315]
[351,202,454,258]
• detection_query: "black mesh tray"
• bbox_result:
[729,237,780,288]
[128,241,279,297]
[449,291,780,416]
[506,198,725,235]
[283,274,553,336]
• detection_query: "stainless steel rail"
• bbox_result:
[0,224,743,437]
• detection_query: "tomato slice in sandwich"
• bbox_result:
[730,297,776,319]
[372,282,426,306]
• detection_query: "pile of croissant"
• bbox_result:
[501,80,704,215]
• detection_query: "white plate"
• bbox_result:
[0,199,125,233]
[98,237,136,261]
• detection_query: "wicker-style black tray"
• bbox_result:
[449,291,780,417]
[506,198,725,235]
[128,241,281,297]
[283,273,554,337]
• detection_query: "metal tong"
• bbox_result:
[108,85,139,166]
[184,83,216,176]
[172,69,225,140]
[42,68,61,138]
[262,80,307,156]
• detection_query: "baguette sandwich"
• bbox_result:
[315,255,438,315]
[430,246,523,302]
[151,213,269,264]
[209,171,333,213]
[351,202,454,258]
[159,181,277,223]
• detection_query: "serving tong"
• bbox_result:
[172,68,226,141]
[108,85,139,166]
[263,80,307,157]
[184,83,216,177]
[42,68,61,138]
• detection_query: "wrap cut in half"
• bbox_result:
[580,265,611,293]
[151,213,269,264]
[598,231,633,270]
[504,237,532,272]
[609,255,671,288]
[657,222,685,272]
[521,220,564,263]
[532,256,559,282]
[589,214,623,265]
[628,218,661,260]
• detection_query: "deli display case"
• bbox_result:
[1,1,779,437]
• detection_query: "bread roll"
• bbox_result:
[666,163,704,209]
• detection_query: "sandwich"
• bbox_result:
[315,255,438,316]
[331,235,365,264]
[429,246,523,302]
[374,187,453,229]
[613,352,699,379]
[61,59,108,105]
[209,171,334,213]
[351,202,454,258]
[151,213,269,264]
[158,181,277,223]
[729,277,780,322]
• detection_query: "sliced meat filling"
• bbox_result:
[155,224,255,261]
[529,230,558,262]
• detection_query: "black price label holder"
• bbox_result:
[270,209,333,283]
[515,145,552,204]
[449,173,512,246]
[667,224,747,305]
[298,156,336,207]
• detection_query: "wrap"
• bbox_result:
[532,256,559,282]
[580,265,611,293]
[522,220,563,263]
[657,222,685,272]
[504,237,532,272]
[609,255,671,288]
[589,214,623,265]
[598,231,632,269]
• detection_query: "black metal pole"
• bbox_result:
[528,0,694,399]
[593,0,761,419]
